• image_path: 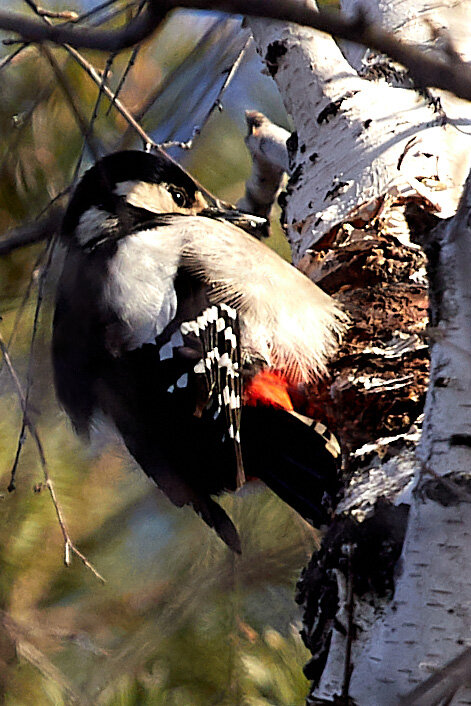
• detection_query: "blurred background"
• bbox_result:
[0,2,326,703]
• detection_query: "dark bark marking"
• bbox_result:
[286,131,298,170]
[317,90,359,124]
[297,503,410,688]
[420,471,471,506]
[450,434,471,447]
[265,40,288,77]
[325,180,350,201]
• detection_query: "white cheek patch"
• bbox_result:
[114,181,179,214]
[76,206,118,247]
[114,180,210,215]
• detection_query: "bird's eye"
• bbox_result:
[169,187,187,208]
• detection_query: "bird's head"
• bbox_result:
[62,150,267,250]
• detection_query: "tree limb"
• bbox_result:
[0,2,166,51]
[0,330,105,583]
[0,208,63,256]
[237,110,289,221]
[1,1,471,102]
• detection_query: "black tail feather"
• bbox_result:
[193,496,242,554]
[241,406,341,527]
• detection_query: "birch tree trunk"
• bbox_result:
[248,1,471,702]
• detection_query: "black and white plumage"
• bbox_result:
[53,150,345,553]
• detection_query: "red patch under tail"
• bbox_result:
[244,370,293,411]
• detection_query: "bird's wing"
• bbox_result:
[180,302,244,488]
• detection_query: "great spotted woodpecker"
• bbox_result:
[53,150,345,553]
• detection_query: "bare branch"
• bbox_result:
[1,2,471,102]
[400,647,471,705]
[7,233,56,492]
[0,43,27,72]
[40,45,101,162]
[0,207,63,256]
[0,330,105,583]
[117,16,229,149]
[35,8,79,22]
[105,0,148,116]
[160,35,252,151]
[65,43,158,149]
[237,111,288,220]
[0,2,165,51]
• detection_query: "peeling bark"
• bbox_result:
[302,226,429,455]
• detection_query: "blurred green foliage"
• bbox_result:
[0,3,319,704]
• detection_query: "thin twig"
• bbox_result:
[91,51,117,131]
[105,0,147,116]
[72,0,123,26]
[8,425,27,492]
[63,43,158,149]
[118,16,227,150]
[22,0,78,22]
[0,43,27,72]
[0,331,105,583]
[36,8,79,21]
[8,235,56,492]
[105,45,140,117]
[74,51,117,180]
[5,252,43,488]
[6,255,44,352]
[160,35,251,150]
[40,45,101,163]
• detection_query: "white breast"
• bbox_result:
[104,228,182,350]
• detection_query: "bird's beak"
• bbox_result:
[199,200,268,239]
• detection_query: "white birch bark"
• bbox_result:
[248,1,471,703]
[249,1,471,262]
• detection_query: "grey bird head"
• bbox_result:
[61,150,267,250]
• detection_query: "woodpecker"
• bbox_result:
[53,150,345,553]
